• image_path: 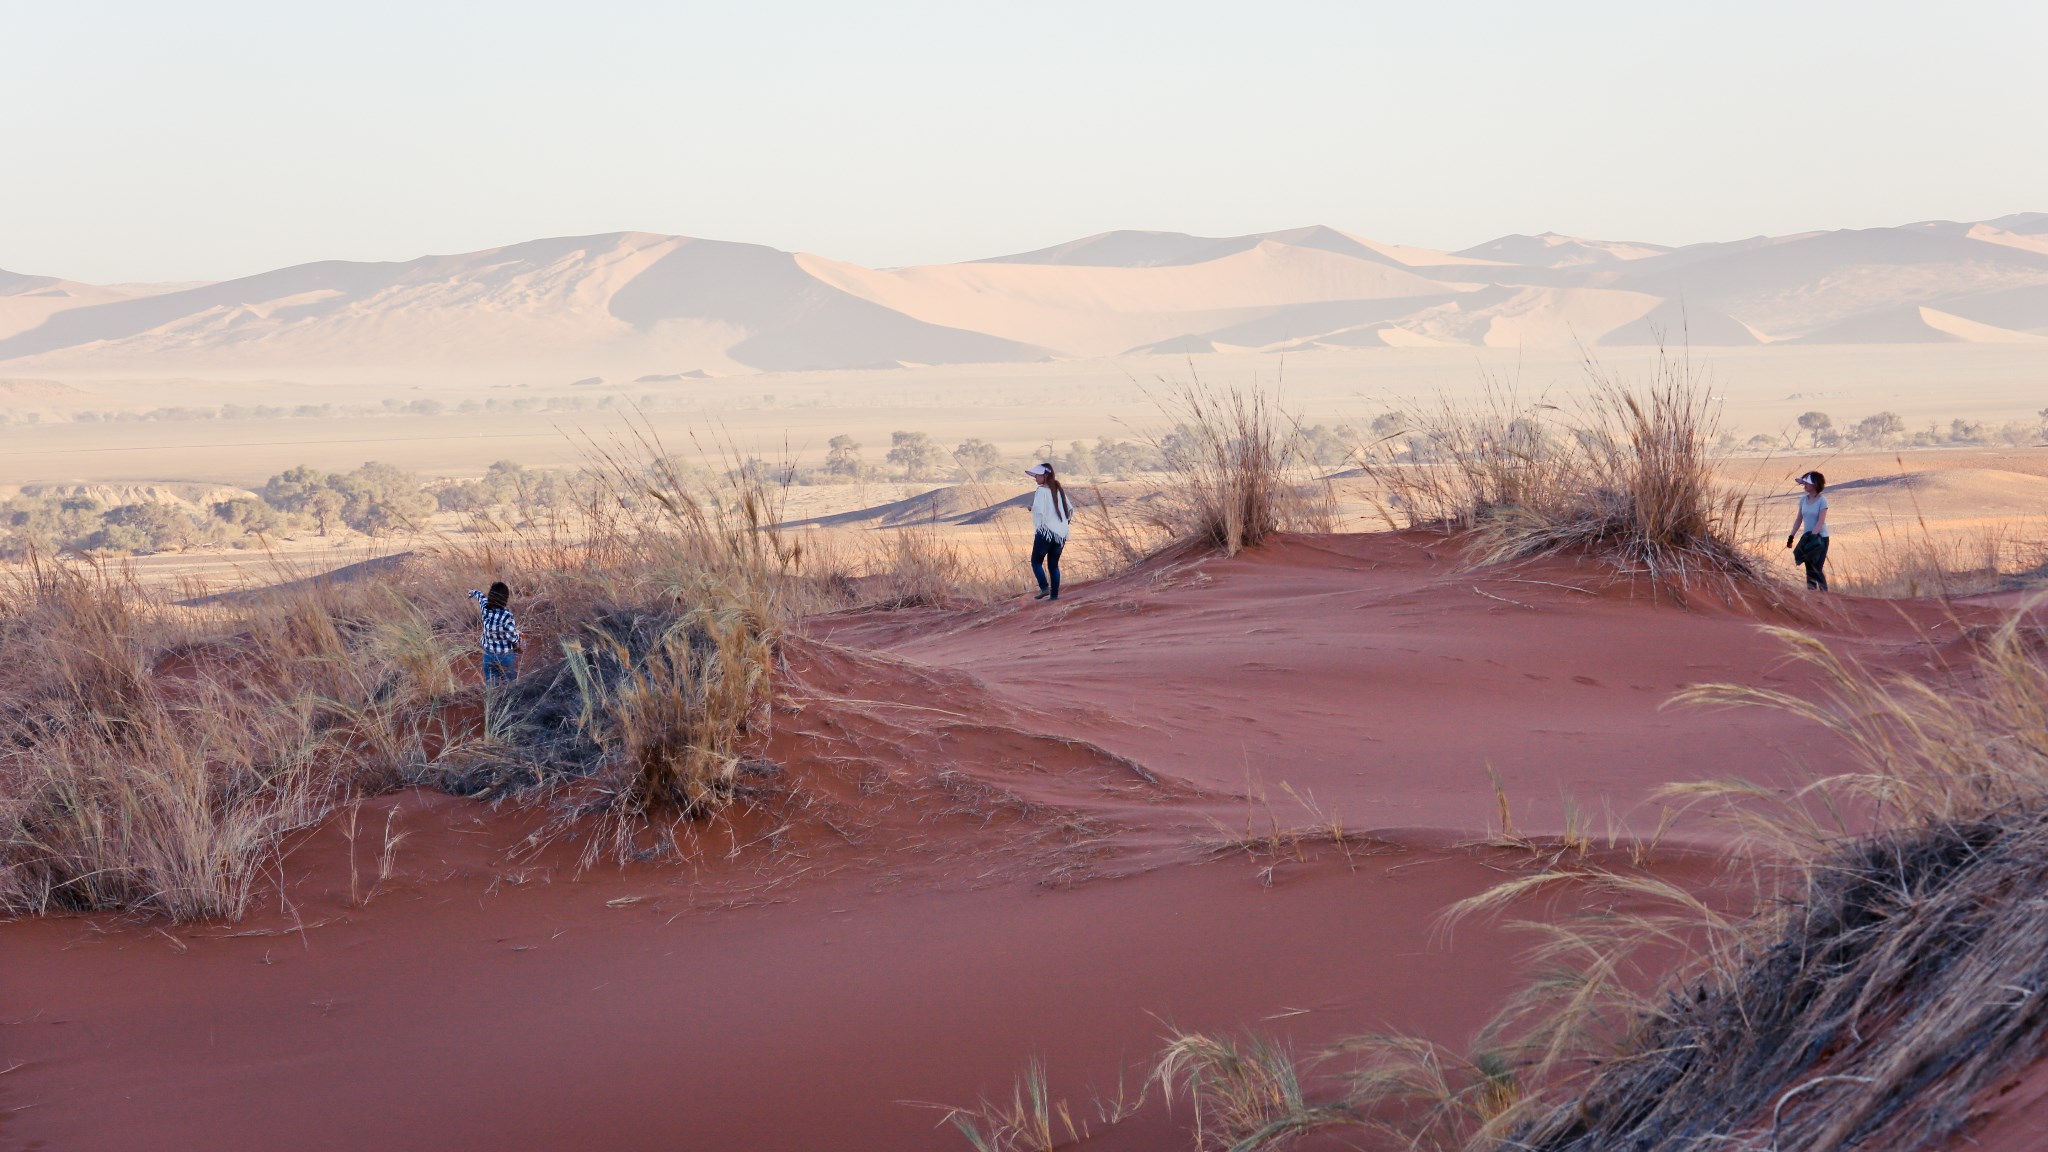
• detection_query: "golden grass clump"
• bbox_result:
[1153,1031,1353,1151]
[860,521,1010,607]
[942,1059,1086,1152]
[1144,379,1335,556]
[1365,352,1760,587]
[561,606,774,865]
[0,558,423,920]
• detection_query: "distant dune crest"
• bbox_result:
[3,216,2045,375]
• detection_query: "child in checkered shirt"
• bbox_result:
[468,581,522,684]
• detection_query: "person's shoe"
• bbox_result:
[1033,589,1051,600]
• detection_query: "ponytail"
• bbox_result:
[1043,469,1073,520]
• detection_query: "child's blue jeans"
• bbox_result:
[483,651,518,685]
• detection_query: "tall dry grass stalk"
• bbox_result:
[1496,811,2048,1152]
[1144,379,1336,556]
[942,1059,1086,1152]
[1831,521,2047,599]
[1457,612,2048,1151]
[1673,609,2048,840]
[1364,352,1761,587]
[581,422,817,629]
[858,520,1016,606]
[1153,1031,1352,1152]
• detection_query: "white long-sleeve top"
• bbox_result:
[1031,486,1072,541]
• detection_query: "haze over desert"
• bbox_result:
[7,4,2048,1152]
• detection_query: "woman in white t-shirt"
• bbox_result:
[1785,470,1830,590]
[1024,462,1074,601]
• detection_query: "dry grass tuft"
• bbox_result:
[859,520,1011,607]
[0,557,396,919]
[1504,810,2048,1152]
[1143,378,1335,556]
[1325,1034,1525,1152]
[1365,351,1761,588]
[940,1059,1086,1152]
[1153,1031,1354,1151]
[561,606,775,866]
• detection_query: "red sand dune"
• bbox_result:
[0,534,2023,1151]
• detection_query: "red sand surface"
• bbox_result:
[0,533,2022,1151]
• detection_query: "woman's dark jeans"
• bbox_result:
[1800,533,1829,591]
[1030,531,1065,599]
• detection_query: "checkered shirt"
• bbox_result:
[469,589,522,655]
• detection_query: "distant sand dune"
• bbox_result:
[2,214,2046,374]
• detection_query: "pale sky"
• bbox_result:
[5,0,2045,284]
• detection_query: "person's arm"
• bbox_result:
[1788,507,1803,546]
[1815,500,1828,537]
[507,615,523,653]
[469,588,486,612]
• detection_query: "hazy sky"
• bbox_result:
[5,1,2045,283]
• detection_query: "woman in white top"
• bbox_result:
[1785,470,1830,590]
[1024,462,1074,601]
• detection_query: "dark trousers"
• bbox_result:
[1030,530,1065,598]
[1799,533,1829,591]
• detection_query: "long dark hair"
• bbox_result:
[1039,465,1073,520]
[486,581,510,611]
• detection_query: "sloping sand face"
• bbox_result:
[0,535,1988,1150]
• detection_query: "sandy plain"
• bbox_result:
[5,344,2047,487]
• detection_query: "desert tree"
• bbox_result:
[1796,410,1832,447]
[824,434,865,478]
[1854,411,1905,446]
[1062,440,1098,476]
[953,438,1005,481]
[887,431,950,480]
